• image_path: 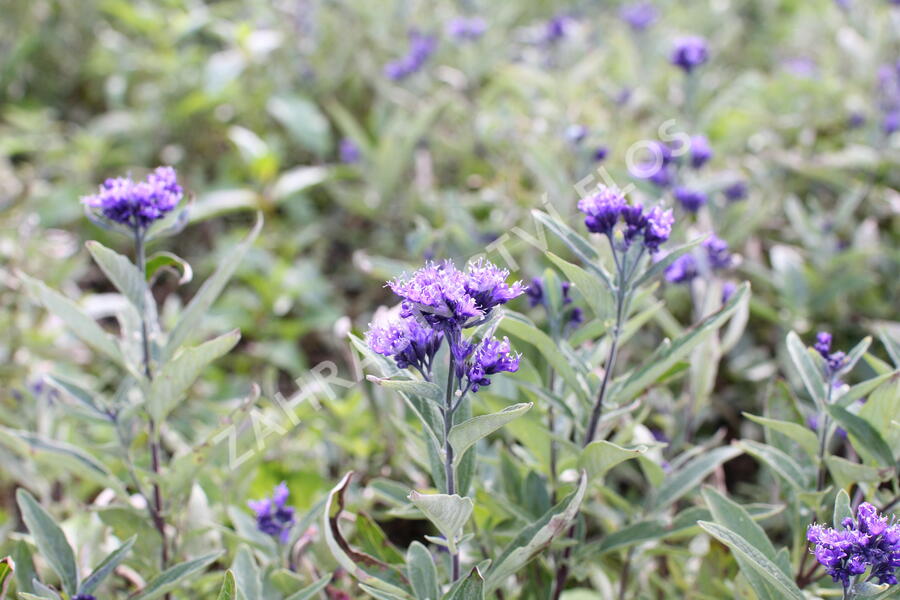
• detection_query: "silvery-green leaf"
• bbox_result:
[164,214,261,359]
[652,445,742,510]
[19,272,124,368]
[579,440,647,481]
[785,331,827,407]
[407,492,474,554]
[739,439,810,489]
[406,542,439,600]
[231,545,261,600]
[77,535,135,595]
[531,210,614,292]
[545,252,610,318]
[742,413,818,460]
[285,575,332,600]
[826,404,895,466]
[368,376,443,405]
[697,522,803,600]
[85,241,149,316]
[442,567,484,600]
[149,329,240,422]
[484,471,587,593]
[448,403,532,468]
[129,552,222,600]
[216,571,236,600]
[145,251,193,285]
[15,490,77,596]
[834,489,853,530]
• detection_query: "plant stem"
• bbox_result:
[815,379,835,492]
[583,282,627,447]
[444,353,460,583]
[135,228,169,574]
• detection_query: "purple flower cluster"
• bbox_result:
[807,502,900,587]
[82,166,183,230]
[385,31,437,81]
[388,259,525,332]
[576,186,674,253]
[369,259,525,390]
[447,17,487,41]
[665,235,734,283]
[671,36,709,72]
[248,482,295,544]
[339,138,361,164]
[723,180,747,202]
[366,316,443,376]
[620,2,658,31]
[674,187,708,213]
[690,135,713,168]
[814,331,848,375]
[543,14,574,44]
[72,596,96,600]
[458,336,520,392]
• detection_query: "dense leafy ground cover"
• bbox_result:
[1,1,899,599]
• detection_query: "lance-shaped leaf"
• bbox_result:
[631,236,705,289]
[149,329,240,422]
[232,545,261,600]
[738,439,810,489]
[216,571,236,600]
[285,575,332,600]
[19,272,124,368]
[826,404,895,467]
[77,535,135,595]
[15,490,78,596]
[367,376,443,405]
[615,283,748,405]
[743,413,819,460]
[652,445,742,510]
[85,241,149,315]
[698,521,804,600]
[443,567,484,600]
[408,492,474,554]
[406,542,439,600]
[545,252,610,317]
[130,551,222,600]
[448,403,532,468]
[532,210,614,292]
[322,473,413,599]
[785,331,827,407]
[834,489,853,530]
[164,213,261,359]
[579,440,647,481]
[484,471,588,593]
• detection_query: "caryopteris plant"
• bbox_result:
[8,168,261,597]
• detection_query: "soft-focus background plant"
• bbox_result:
[1,0,899,599]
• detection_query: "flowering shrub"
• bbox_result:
[2,1,899,600]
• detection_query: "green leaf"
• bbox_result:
[85,241,149,314]
[78,536,135,595]
[165,214,261,358]
[149,329,240,422]
[15,489,78,596]
[858,380,900,454]
[484,471,587,593]
[834,489,853,530]
[267,95,332,156]
[826,404,895,466]
[367,376,443,405]
[786,331,827,407]
[443,567,484,600]
[407,493,474,554]
[616,283,748,405]
[631,236,704,289]
[406,542,439,600]
[825,456,894,490]
[738,439,810,489]
[322,473,413,599]
[232,545,261,600]
[0,556,14,600]
[545,252,610,318]
[499,312,588,404]
[216,571,236,600]
[19,272,124,368]
[653,446,742,509]
[130,552,222,600]
[284,575,332,600]
[579,440,647,481]
[448,403,533,468]
[145,251,193,285]
[698,522,804,600]
[532,210,614,292]
[743,413,819,460]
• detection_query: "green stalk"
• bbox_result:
[444,352,460,582]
